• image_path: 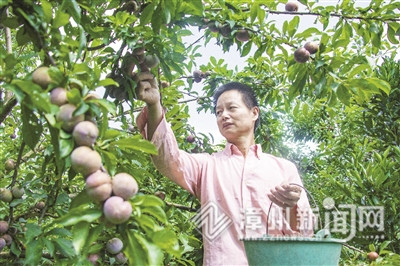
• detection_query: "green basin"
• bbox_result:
[242,236,346,266]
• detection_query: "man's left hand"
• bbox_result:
[267,182,302,208]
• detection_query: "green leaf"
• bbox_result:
[126,231,163,266]
[257,7,266,25]
[101,150,117,176]
[140,2,156,26]
[77,25,87,59]
[70,190,91,209]
[96,99,116,115]
[46,228,72,237]
[67,88,82,105]
[110,136,157,155]
[336,84,351,106]
[25,239,44,265]
[97,78,118,88]
[54,238,76,258]
[132,194,164,208]
[21,104,43,150]
[59,138,74,158]
[241,41,252,57]
[43,238,55,257]
[365,77,391,95]
[150,229,181,257]
[25,223,42,243]
[63,0,81,23]
[141,205,167,224]
[287,16,300,37]
[53,10,70,28]
[250,3,258,23]
[125,231,148,265]
[72,222,90,254]
[54,206,102,227]
[40,0,53,23]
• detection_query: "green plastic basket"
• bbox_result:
[242,236,346,266]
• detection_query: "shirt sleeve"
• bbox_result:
[136,106,205,198]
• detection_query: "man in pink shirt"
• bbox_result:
[135,73,314,265]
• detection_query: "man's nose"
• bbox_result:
[220,110,229,120]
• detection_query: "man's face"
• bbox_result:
[215,90,259,142]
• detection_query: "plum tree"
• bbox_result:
[72,121,99,147]
[112,173,138,200]
[106,237,124,255]
[103,196,132,224]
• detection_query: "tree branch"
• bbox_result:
[165,201,197,212]
[0,97,17,125]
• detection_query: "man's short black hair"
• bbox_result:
[213,82,260,131]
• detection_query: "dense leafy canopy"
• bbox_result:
[1,0,400,264]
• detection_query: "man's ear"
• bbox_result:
[252,106,260,122]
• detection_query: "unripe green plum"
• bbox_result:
[32,66,52,89]
[11,185,24,199]
[0,221,8,234]
[0,188,13,203]
[35,201,45,209]
[72,121,99,147]
[144,54,159,69]
[106,237,123,254]
[85,171,112,202]
[103,196,132,224]
[70,146,102,177]
[5,159,16,171]
[57,104,85,132]
[112,173,139,200]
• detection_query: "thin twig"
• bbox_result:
[165,201,197,212]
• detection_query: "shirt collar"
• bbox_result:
[223,142,262,159]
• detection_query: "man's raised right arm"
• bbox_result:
[134,72,163,140]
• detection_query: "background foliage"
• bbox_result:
[1,0,400,264]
